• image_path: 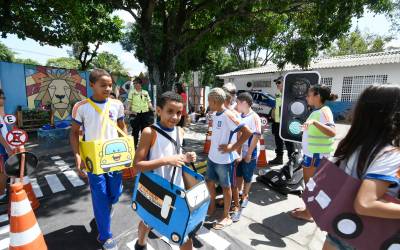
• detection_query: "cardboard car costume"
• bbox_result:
[132,165,210,245]
[79,99,134,174]
[303,158,400,250]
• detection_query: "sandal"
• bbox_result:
[290,208,314,222]
[213,218,233,230]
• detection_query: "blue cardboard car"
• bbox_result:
[132,165,210,245]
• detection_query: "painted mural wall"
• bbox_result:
[25,65,87,120]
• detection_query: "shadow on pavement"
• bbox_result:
[248,212,308,248]
[248,182,287,207]
[45,218,101,250]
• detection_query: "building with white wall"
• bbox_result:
[217,50,400,102]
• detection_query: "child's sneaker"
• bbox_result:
[102,238,118,250]
[134,240,147,250]
[231,210,242,222]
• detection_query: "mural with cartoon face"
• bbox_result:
[25,66,87,120]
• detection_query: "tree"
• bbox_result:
[0,1,123,70]
[0,42,15,62]
[46,57,80,69]
[13,58,40,65]
[325,30,393,56]
[90,52,128,76]
[111,0,392,91]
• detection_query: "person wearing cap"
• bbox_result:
[127,77,154,149]
[270,76,295,165]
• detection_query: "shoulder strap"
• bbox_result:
[150,125,197,174]
[87,98,128,138]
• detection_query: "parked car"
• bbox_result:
[237,90,275,117]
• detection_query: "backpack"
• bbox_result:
[256,151,303,196]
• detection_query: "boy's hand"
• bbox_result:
[75,154,87,179]
[244,153,252,163]
[184,152,197,163]
[166,155,186,167]
[219,144,235,153]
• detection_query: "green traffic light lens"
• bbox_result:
[288,120,302,135]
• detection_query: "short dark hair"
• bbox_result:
[133,77,143,84]
[309,85,338,103]
[237,92,253,106]
[89,69,111,84]
[157,91,183,108]
[110,92,116,98]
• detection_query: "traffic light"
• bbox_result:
[279,71,320,143]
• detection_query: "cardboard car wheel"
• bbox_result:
[380,234,400,250]
[171,233,181,243]
[85,158,94,172]
[131,201,137,211]
[332,213,363,239]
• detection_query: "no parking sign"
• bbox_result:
[260,117,268,131]
[6,129,28,147]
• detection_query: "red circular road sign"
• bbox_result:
[4,114,16,125]
[6,129,28,147]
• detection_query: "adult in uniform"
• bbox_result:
[127,77,154,149]
[269,76,295,165]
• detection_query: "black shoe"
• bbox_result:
[134,241,147,250]
[269,157,283,165]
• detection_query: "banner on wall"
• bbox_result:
[24,65,87,121]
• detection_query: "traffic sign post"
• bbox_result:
[6,129,28,147]
[260,117,268,132]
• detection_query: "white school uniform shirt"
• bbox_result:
[149,124,184,189]
[241,111,262,159]
[209,109,243,164]
[72,97,125,141]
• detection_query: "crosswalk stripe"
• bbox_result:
[127,239,155,250]
[0,225,9,235]
[45,174,66,193]
[160,236,179,250]
[55,160,67,166]
[51,156,62,160]
[63,170,85,187]
[30,178,44,198]
[197,226,230,250]
[58,165,71,172]
[0,215,8,223]
[0,238,9,250]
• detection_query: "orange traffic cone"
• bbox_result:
[9,182,47,250]
[14,176,40,210]
[257,137,268,168]
[203,119,212,154]
[122,168,136,180]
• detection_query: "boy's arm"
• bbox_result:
[134,127,185,172]
[70,122,86,177]
[245,134,261,162]
[219,125,252,153]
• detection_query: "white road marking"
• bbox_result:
[30,178,44,198]
[45,174,66,193]
[64,170,85,187]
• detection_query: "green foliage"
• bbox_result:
[13,58,41,65]
[46,57,80,69]
[115,0,392,89]
[90,52,128,76]
[325,30,393,56]
[0,42,15,62]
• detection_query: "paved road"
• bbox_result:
[0,122,350,250]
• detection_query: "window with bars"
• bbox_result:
[321,77,333,89]
[341,75,388,102]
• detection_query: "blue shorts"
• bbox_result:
[237,159,257,183]
[302,154,322,168]
[206,159,234,188]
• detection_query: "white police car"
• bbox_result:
[238,90,275,116]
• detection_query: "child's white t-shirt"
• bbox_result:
[209,109,243,164]
[72,97,125,141]
[241,111,262,159]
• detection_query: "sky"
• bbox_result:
[0,10,398,76]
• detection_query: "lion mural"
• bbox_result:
[25,66,87,120]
